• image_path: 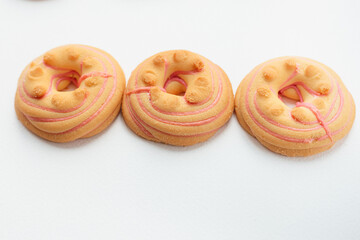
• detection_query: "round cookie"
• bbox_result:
[122,50,234,146]
[235,56,355,157]
[15,44,126,142]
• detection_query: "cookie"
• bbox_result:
[122,50,234,146]
[235,57,355,156]
[15,44,125,142]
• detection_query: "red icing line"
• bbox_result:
[279,63,300,88]
[125,92,155,138]
[163,77,187,89]
[294,102,333,141]
[166,69,201,83]
[297,81,344,126]
[286,82,322,96]
[77,72,112,87]
[163,59,169,82]
[126,87,166,95]
[168,69,201,78]
[45,71,80,96]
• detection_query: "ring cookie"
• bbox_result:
[122,50,234,146]
[235,56,355,156]
[15,44,125,142]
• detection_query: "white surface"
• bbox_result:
[1,0,360,239]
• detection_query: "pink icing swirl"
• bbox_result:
[18,46,119,136]
[245,58,348,144]
[125,57,230,139]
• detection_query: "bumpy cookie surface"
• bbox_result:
[122,50,234,146]
[15,44,125,142]
[235,56,355,156]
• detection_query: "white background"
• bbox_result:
[0,0,359,239]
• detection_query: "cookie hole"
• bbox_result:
[278,86,303,108]
[56,78,79,92]
[164,77,187,96]
[279,94,298,108]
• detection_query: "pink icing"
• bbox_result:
[45,71,80,96]
[295,102,333,141]
[163,77,187,89]
[279,63,300,88]
[77,72,112,87]
[283,82,322,96]
[126,87,166,95]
